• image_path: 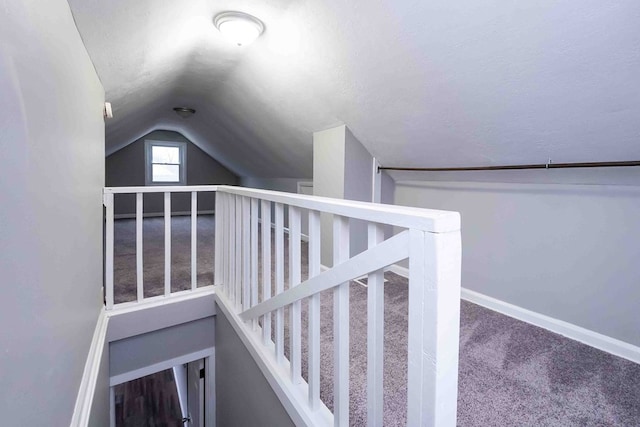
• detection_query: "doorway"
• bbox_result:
[111,356,214,427]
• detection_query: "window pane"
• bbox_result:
[152,164,180,182]
[152,146,180,164]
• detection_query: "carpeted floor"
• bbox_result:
[113,216,640,426]
[113,216,215,303]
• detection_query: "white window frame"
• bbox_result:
[145,140,187,185]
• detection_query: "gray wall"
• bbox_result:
[344,127,374,257]
[216,309,295,427]
[0,1,105,425]
[89,340,111,427]
[110,317,215,378]
[394,176,640,347]
[380,171,395,205]
[240,176,303,193]
[313,125,375,265]
[313,126,347,200]
[106,130,238,215]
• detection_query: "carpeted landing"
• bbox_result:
[113,216,640,426]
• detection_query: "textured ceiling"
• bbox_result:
[68,0,640,178]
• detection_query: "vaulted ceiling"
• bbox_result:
[68,0,640,178]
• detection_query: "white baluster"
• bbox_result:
[228,195,236,304]
[251,198,259,330]
[261,200,272,346]
[274,202,285,364]
[289,206,302,384]
[242,197,250,313]
[164,192,171,297]
[136,192,143,302]
[308,210,321,409]
[235,195,242,310]
[367,223,384,427]
[333,215,350,427]
[191,191,197,290]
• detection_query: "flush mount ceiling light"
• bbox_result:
[173,107,196,119]
[214,11,265,46]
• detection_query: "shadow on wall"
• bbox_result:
[106,130,239,215]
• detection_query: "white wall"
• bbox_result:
[110,317,215,379]
[313,126,347,200]
[0,1,105,425]
[344,127,374,256]
[394,178,640,347]
[313,125,375,265]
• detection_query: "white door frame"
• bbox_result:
[109,348,215,427]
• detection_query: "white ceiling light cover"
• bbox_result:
[214,11,264,46]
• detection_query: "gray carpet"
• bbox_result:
[113,216,214,303]
[113,216,640,426]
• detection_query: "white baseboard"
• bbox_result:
[461,288,640,364]
[114,210,215,219]
[388,264,640,364]
[70,309,109,427]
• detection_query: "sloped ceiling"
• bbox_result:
[68,0,640,178]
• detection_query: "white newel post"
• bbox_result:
[407,228,461,427]
[333,215,350,427]
[104,192,114,310]
[214,192,223,287]
[367,222,385,426]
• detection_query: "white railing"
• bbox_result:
[103,185,219,309]
[103,185,461,425]
[213,186,462,427]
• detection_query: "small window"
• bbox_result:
[145,140,187,185]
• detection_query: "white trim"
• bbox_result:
[296,181,313,194]
[461,288,640,365]
[173,365,188,421]
[145,140,187,186]
[107,286,216,314]
[372,157,381,203]
[70,310,109,427]
[388,264,640,365]
[205,355,216,427]
[109,387,115,427]
[388,264,409,277]
[113,210,215,220]
[258,218,310,242]
[104,185,219,194]
[215,292,333,426]
[109,348,214,387]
